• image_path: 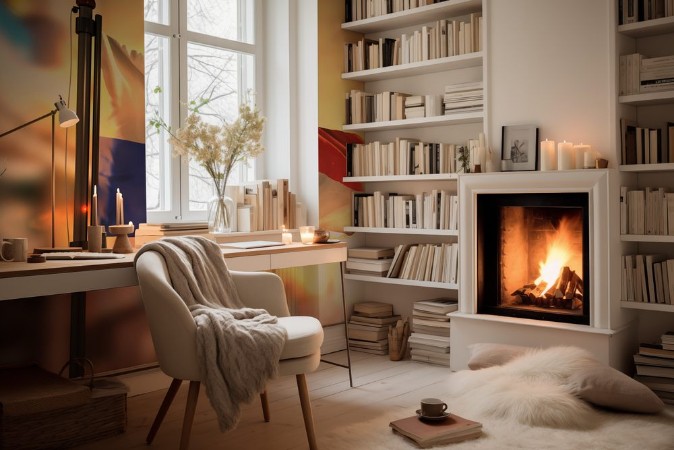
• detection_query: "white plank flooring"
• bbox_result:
[74,351,451,450]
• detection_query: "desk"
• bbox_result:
[0,242,351,382]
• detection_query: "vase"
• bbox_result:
[208,194,234,233]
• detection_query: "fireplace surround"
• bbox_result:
[450,170,637,371]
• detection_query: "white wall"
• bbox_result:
[486,0,614,164]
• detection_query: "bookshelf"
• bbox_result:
[341,0,485,313]
[616,3,674,311]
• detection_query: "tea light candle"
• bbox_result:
[574,143,590,169]
[557,140,574,170]
[282,227,292,245]
[299,226,315,245]
[540,139,556,171]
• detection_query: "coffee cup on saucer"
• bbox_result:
[419,398,448,418]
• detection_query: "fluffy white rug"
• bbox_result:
[319,347,674,449]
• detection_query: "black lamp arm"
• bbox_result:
[0,110,57,139]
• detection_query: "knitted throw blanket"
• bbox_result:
[135,236,287,431]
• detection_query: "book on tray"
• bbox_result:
[389,413,482,448]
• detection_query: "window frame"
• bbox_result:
[144,0,262,223]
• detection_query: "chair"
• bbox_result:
[135,250,324,450]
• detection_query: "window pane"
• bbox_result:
[187,0,254,44]
[144,33,172,211]
[186,42,255,211]
[144,0,169,25]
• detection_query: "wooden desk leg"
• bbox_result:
[69,292,87,378]
[340,262,353,388]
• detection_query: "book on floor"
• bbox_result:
[639,343,674,359]
[347,325,389,342]
[635,364,674,379]
[353,301,394,318]
[389,413,482,448]
[634,375,674,393]
[350,314,402,326]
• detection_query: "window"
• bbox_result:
[144,0,258,222]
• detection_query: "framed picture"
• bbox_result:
[501,125,538,171]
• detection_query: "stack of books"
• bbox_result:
[619,53,674,95]
[409,298,458,366]
[347,301,400,355]
[404,95,426,119]
[346,247,395,277]
[633,333,674,405]
[135,222,210,247]
[389,413,482,447]
[443,81,483,114]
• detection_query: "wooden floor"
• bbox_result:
[74,351,451,450]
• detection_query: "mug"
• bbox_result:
[420,398,448,417]
[1,237,28,262]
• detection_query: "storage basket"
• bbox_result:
[0,361,127,450]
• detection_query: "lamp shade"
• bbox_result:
[55,97,79,128]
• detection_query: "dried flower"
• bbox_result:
[154,103,265,197]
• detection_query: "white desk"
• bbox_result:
[0,242,351,382]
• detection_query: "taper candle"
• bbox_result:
[91,185,98,226]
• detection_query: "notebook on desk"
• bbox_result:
[219,241,285,249]
[43,252,127,260]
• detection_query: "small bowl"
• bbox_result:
[312,228,330,243]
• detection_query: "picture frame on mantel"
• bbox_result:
[501,125,538,171]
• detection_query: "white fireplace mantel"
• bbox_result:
[450,169,637,371]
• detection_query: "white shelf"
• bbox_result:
[344,174,459,182]
[618,90,674,105]
[344,273,458,289]
[342,53,483,82]
[618,16,674,38]
[621,234,674,243]
[343,111,483,132]
[621,301,674,312]
[344,226,458,236]
[619,163,674,173]
[342,0,482,34]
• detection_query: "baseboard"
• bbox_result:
[321,323,347,354]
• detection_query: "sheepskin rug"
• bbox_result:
[446,346,598,428]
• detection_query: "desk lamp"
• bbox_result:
[0,96,79,247]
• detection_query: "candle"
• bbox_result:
[574,143,590,169]
[282,227,292,245]
[299,226,315,245]
[540,139,557,171]
[91,185,98,226]
[584,150,596,169]
[557,140,574,170]
[115,188,124,225]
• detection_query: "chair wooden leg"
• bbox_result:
[296,374,318,450]
[260,389,270,422]
[180,381,201,450]
[147,378,182,444]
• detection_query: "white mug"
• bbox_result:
[1,237,28,262]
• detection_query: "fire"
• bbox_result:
[534,217,576,296]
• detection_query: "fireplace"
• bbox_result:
[476,193,590,325]
[449,171,637,372]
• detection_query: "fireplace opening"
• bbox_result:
[476,193,590,325]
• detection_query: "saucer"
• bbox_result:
[415,409,450,422]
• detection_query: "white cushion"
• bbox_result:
[277,316,324,360]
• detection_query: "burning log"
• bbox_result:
[511,266,583,311]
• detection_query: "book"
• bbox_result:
[347,247,395,259]
[43,252,126,260]
[635,364,674,379]
[413,298,458,314]
[412,324,451,336]
[353,301,394,318]
[139,222,208,231]
[219,241,285,249]
[346,258,393,272]
[350,314,402,326]
[389,413,482,448]
[639,343,674,359]
[634,375,674,393]
[634,354,674,368]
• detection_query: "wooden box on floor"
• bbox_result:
[0,366,127,450]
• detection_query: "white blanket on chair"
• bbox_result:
[135,236,287,432]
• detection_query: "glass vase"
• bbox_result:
[208,194,234,234]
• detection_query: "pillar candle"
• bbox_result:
[557,140,574,170]
[574,143,590,169]
[540,139,557,171]
[91,185,98,226]
[584,150,596,169]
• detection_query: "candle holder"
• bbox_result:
[108,224,134,254]
[87,225,105,253]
